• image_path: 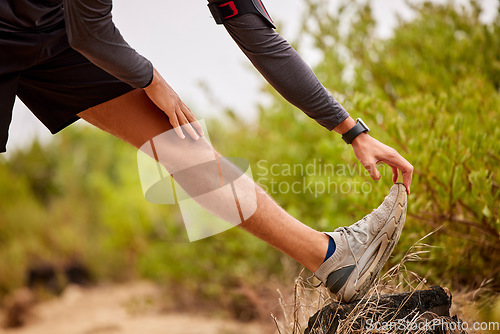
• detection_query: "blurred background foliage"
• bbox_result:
[0,0,499,318]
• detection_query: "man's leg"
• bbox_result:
[78,88,330,272]
[79,89,407,302]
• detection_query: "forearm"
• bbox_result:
[222,14,349,130]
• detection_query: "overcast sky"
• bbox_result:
[4,0,498,154]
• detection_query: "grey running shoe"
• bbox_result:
[313,183,407,302]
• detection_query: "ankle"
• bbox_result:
[308,232,331,272]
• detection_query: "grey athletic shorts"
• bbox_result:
[0,21,134,153]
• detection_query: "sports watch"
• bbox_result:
[342,118,370,144]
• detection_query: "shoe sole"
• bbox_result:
[344,183,407,302]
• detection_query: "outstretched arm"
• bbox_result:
[221,13,349,131]
[210,6,413,193]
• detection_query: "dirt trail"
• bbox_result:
[2,282,271,334]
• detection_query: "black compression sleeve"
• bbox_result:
[222,13,349,130]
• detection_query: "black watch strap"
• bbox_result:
[342,118,370,144]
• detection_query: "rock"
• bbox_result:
[305,286,467,334]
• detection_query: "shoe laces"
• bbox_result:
[333,218,370,286]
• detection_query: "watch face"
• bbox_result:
[357,118,370,132]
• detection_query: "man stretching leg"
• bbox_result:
[0,0,412,302]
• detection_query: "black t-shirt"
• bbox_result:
[0,0,63,31]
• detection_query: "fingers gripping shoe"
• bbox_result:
[313,183,407,302]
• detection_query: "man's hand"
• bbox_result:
[334,117,413,194]
[144,68,204,140]
[351,133,413,194]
